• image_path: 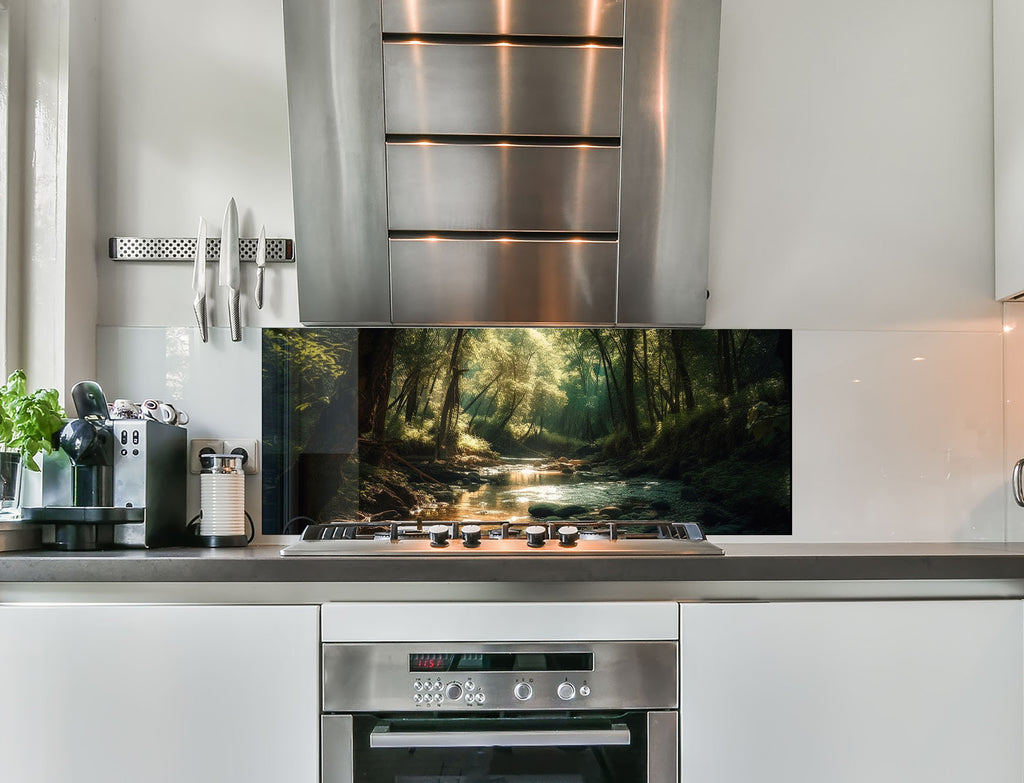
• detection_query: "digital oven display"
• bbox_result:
[409,652,594,673]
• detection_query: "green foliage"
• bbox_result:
[0,370,65,471]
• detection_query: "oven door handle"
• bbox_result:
[369,723,632,749]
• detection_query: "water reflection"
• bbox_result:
[412,459,682,523]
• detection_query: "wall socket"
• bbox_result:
[188,438,260,475]
[189,439,223,474]
[223,439,260,475]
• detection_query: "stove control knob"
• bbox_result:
[428,524,450,547]
[557,525,579,547]
[514,682,533,701]
[557,682,576,701]
[445,682,464,701]
[461,524,482,548]
[525,525,547,548]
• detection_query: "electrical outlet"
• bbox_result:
[189,439,224,474]
[223,438,260,475]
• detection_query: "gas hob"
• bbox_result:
[280,520,723,556]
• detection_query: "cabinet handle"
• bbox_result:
[1013,458,1024,507]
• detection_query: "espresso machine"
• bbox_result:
[22,381,187,550]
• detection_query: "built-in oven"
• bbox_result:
[321,641,678,783]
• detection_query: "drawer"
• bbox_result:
[384,42,623,137]
[390,238,617,324]
[381,0,625,37]
[386,143,621,232]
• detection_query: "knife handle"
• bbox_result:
[193,294,209,343]
[229,289,242,342]
[255,267,265,310]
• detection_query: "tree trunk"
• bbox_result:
[589,330,623,429]
[716,330,736,396]
[621,331,641,448]
[669,331,696,411]
[358,329,397,440]
[433,329,467,459]
[641,331,658,426]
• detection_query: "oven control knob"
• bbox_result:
[445,682,463,701]
[428,524,450,547]
[461,524,482,548]
[579,685,591,697]
[525,525,547,548]
[514,682,533,701]
[557,682,576,701]
[557,525,579,546]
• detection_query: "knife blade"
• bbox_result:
[254,224,266,310]
[192,217,209,342]
[219,197,241,342]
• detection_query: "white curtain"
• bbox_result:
[0,0,12,380]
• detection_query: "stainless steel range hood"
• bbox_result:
[283,0,721,326]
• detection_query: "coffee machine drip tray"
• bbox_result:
[20,506,146,551]
[21,507,145,523]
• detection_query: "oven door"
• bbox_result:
[323,711,677,783]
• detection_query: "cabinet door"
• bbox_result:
[0,604,319,783]
[680,601,1023,783]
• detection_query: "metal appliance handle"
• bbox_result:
[369,723,631,749]
[1014,458,1024,507]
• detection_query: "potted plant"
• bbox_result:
[0,370,65,513]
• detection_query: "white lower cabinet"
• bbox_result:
[0,604,319,783]
[679,600,1023,783]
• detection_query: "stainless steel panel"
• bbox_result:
[321,715,354,783]
[386,143,620,232]
[284,0,392,325]
[647,712,679,783]
[390,239,616,324]
[382,0,625,37]
[617,0,721,326]
[384,42,622,137]
[322,642,678,712]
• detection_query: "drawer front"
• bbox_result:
[381,0,625,37]
[384,42,623,137]
[386,143,621,232]
[390,239,617,324]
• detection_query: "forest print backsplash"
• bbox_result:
[262,328,792,536]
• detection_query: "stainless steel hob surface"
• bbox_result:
[280,519,723,557]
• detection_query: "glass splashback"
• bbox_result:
[262,328,791,536]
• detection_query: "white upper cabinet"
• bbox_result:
[996,0,1024,300]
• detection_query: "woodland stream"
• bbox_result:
[411,458,685,523]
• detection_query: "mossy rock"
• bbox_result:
[528,503,558,518]
[555,504,588,518]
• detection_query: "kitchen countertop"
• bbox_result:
[2,542,1024,603]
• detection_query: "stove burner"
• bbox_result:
[281,519,723,556]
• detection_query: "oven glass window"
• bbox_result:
[348,714,648,783]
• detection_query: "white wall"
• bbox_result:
[92,0,1005,542]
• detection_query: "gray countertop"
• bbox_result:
[2,542,1024,587]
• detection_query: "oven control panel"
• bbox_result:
[409,674,592,708]
[323,641,677,713]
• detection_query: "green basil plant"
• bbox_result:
[0,370,65,471]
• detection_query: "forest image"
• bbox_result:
[355,328,792,535]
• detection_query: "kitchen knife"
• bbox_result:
[219,197,241,342]
[254,224,266,310]
[192,216,209,342]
